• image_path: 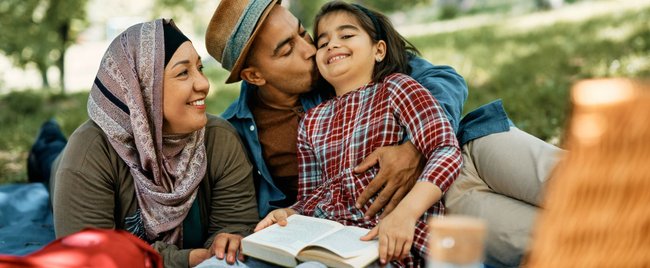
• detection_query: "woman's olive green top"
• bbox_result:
[51,115,259,268]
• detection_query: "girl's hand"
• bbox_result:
[360,210,415,264]
[254,208,297,232]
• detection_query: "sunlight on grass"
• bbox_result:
[597,24,637,43]
[503,0,650,33]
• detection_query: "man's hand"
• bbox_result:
[354,141,424,218]
[189,248,211,267]
[254,208,297,232]
[209,233,245,264]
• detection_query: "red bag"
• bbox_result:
[0,228,162,268]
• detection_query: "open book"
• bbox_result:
[241,215,379,268]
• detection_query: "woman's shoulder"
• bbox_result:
[205,114,238,134]
[203,114,252,176]
[65,120,110,151]
[204,114,243,144]
[56,120,125,180]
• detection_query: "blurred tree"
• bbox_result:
[151,0,433,34]
[437,0,462,20]
[0,0,88,93]
[155,0,194,11]
[535,0,565,10]
[286,0,433,30]
[357,0,432,13]
[153,0,197,19]
[288,0,329,29]
[152,0,211,37]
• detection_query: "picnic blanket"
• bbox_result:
[0,183,55,255]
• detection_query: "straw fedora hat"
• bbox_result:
[206,0,280,84]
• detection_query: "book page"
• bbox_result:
[308,226,379,259]
[244,215,342,256]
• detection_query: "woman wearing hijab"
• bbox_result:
[50,19,259,267]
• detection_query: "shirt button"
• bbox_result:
[257,170,262,175]
[249,125,255,131]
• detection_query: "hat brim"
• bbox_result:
[224,0,279,84]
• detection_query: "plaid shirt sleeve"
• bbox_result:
[289,118,323,214]
[387,73,462,193]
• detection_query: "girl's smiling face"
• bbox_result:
[315,11,385,94]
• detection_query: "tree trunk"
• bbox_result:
[535,0,551,10]
[59,23,69,94]
[58,47,65,94]
[38,63,50,89]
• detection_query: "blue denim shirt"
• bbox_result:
[222,56,511,217]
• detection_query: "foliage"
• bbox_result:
[438,3,461,20]
[405,0,586,23]
[288,0,329,28]
[151,0,434,32]
[152,0,197,25]
[534,0,576,10]
[288,0,432,29]
[356,0,431,13]
[0,0,88,93]
[155,0,195,11]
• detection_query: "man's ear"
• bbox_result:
[240,67,266,86]
[374,40,387,62]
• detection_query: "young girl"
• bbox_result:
[255,1,462,266]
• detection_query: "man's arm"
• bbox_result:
[355,57,468,218]
[408,55,468,132]
[354,141,424,218]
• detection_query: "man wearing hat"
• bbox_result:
[205,1,563,267]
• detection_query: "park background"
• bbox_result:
[1,0,649,184]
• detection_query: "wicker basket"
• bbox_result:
[525,79,650,267]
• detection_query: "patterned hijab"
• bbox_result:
[87,19,206,245]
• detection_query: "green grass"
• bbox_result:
[410,6,650,141]
[2,6,649,184]
[0,90,88,184]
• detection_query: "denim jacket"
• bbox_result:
[222,56,511,217]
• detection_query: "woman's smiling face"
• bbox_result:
[162,41,210,134]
